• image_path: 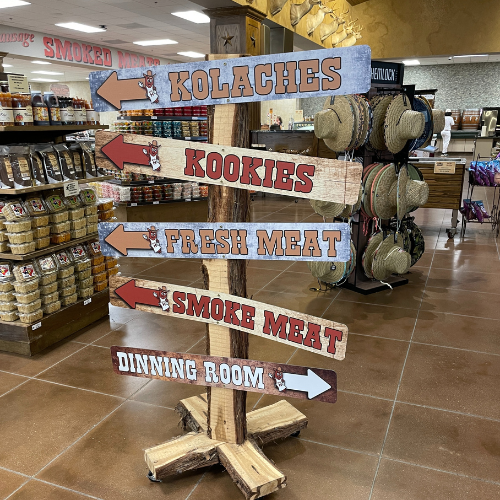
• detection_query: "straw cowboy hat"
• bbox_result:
[308,241,356,285]
[384,94,425,154]
[311,183,363,219]
[409,97,433,151]
[432,109,446,135]
[314,96,354,152]
[369,95,393,150]
[399,217,425,267]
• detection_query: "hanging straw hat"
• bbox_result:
[409,97,433,151]
[384,94,426,154]
[371,232,411,281]
[362,163,385,218]
[419,97,434,148]
[340,184,363,217]
[308,260,346,285]
[373,165,411,220]
[346,94,365,150]
[399,217,425,267]
[406,178,429,208]
[362,231,384,278]
[310,199,346,218]
[432,109,446,135]
[369,95,392,150]
[315,96,355,152]
[358,96,373,148]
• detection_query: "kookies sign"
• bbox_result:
[89,46,372,110]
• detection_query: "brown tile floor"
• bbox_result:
[1,193,500,499]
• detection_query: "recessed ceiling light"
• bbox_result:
[172,11,210,23]
[177,51,205,58]
[402,59,420,66]
[2,63,13,68]
[0,0,30,8]
[55,22,106,33]
[30,78,59,82]
[454,54,488,58]
[31,60,51,65]
[133,39,177,46]
[31,70,64,75]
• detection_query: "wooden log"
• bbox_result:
[217,439,286,500]
[175,394,209,433]
[145,432,222,480]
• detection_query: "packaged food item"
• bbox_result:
[14,289,40,304]
[107,266,119,278]
[40,291,59,305]
[0,88,14,126]
[86,223,98,234]
[40,281,58,295]
[92,262,105,274]
[45,193,66,214]
[6,231,34,244]
[44,91,61,125]
[98,209,114,221]
[7,145,33,188]
[13,278,38,294]
[0,146,15,188]
[79,187,98,206]
[0,310,18,321]
[0,241,7,252]
[54,249,72,269]
[73,97,86,125]
[29,145,47,186]
[105,257,118,269]
[50,221,71,234]
[0,301,17,312]
[4,220,32,232]
[18,309,43,323]
[61,293,77,306]
[84,205,98,216]
[58,275,75,289]
[78,276,93,288]
[70,228,87,239]
[35,255,58,285]
[70,218,86,230]
[94,281,108,292]
[85,214,98,225]
[87,239,102,256]
[0,290,14,301]
[34,236,50,250]
[78,287,93,299]
[31,215,50,228]
[59,96,75,126]
[0,262,14,292]
[33,226,51,238]
[12,93,34,127]
[69,244,90,268]
[8,242,36,254]
[54,143,76,180]
[50,232,71,244]
[76,269,92,281]
[43,300,61,314]
[90,255,104,266]
[0,230,7,241]
[13,261,38,282]
[32,91,49,125]
[69,208,85,220]
[36,145,63,183]
[59,284,77,297]
[68,143,84,179]
[81,142,97,178]
[93,271,107,283]
[49,211,69,224]
[98,199,113,211]
[2,200,29,221]
[0,221,4,230]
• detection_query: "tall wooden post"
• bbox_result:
[203,6,265,445]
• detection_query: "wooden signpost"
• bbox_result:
[110,275,348,360]
[99,222,351,260]
[95,131,363,204]
[89,46,371,111]
[90,9,369,495]
[111,346,337,403]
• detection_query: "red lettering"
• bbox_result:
[55,38,73,61]
[130,54,138,67]
[146,57,154,66]
[118,51,131,68]
[82,44,93,64]
[94,46,103,65]
[274,161,295,191]
[288,318,304,344]
[153,59,160,65]
[224,300,240,327]
[72,42,82,62]
[186,293,210,319]
[263,159,275,188]
[43,37,54,58]
[103,48,112,67]
[241,304,255,330]
[184,148,206,177]
[304,323,322,350]
[206,152,223,180]
[211,298,224,321]
[223,154,240,182]
[138,56,145,67]
[263,311,288,340]
[324,328,343,355]
[295,164,315,193]
[172,291,186,314]
[240,156,263,186]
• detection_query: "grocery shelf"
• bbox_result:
[0,176,114,195]
[118,197,208,206]
[0,233,100,261]
[0,125,109,133]
[116,116,207,121]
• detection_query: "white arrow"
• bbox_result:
[282,369,332,399]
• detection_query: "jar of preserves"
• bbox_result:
[59,97,75,125]
[11,94,33,126]
[73,97,86,125]
[85,100,99,125]
[44,92,61,125]
[0,83,14,126]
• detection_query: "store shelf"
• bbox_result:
[117,116,207,121]
[0,125,109,133]
[0,288,110,356]
[0,233,100,261]
[107,178,175,186]
[0,176,114,195]
[119,197,207,206]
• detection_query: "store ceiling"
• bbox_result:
[387,54,500,65]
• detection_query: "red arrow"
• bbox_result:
[114,280,159,309]
[96,71,147,109]
[101,135,151,170]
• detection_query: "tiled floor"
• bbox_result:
[1,191,500,500]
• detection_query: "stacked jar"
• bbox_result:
[12,93,33,126]
[0,82,14,126]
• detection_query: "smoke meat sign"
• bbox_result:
[91,46,368,498]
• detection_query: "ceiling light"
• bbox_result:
[55,22,106,33]
[172,11,210,23]
[177,51,204,58]
[0,0,30,8]
[402,59,420,66]
[134,39,177,46]
[31,70,64,75]
[2,63,13,67]
[31,60,51,65]
[454,54,488,58]
[30,78,59,82]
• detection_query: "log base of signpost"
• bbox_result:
[145,395,308,499]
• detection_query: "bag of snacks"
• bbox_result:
[44,192,68,221]
[68,143,84,179]
[54,144,76,180]
[53,250,74,278]
[0,146,15,188]
[35,144,63,183]
[29,145,47,186]
[86,239,103,265]
[0,261,14,292]
[8,145,33,188]
[35,255,58,286]
[81,142,97,178]
[25,196,50,227]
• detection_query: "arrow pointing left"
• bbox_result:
[283,369,332,399]
[114,280,161,309]
[101,135,152,170]
[96,71,148,109]
[104,224,155,256]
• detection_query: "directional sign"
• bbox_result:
[99,222,350,260]
[111,346,337,403]
[110,276,348,361]
[89,46,372,111]
[95,131,363,205]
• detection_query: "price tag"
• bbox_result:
[63,180,80,197]
[32,321,42,331]
[153,201,160,205]
[185,198,192,202]
[84,298,92,305]
[130,203,138,206]
[152,116,157,120]
[148,180,154,184]
[434,161,456,174]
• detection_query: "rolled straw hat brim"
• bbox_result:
[308,260,346,284]
[420,97,434,148]
[315,96,355,152]
[410,97,433,151]
[432,109,446,135]
[363,163,385,218]
[372,232,411,281]
[345,95,362,150]
[362,231,383,278]
[373,164,398,219]
[310,199,345,218]
[369,95,392,150]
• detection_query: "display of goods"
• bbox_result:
[18,309,43,323]
[49,211,69,223]
[13,278,38,294]
[40,291,59,305]
[61,293,77,306]
[8,241,36,254]
[34,236,50,249]
[31,215,50,227]
[462,109,481,130]
[6,230,34,244]
[0,290,14,302]
[450,109,461,130]
[4,219,32,233]
[152,121,163,137]
[199,185,209,198]
[40,281,58,295]
[2,200,29,221]
[0,301,17,312]
[1,310,18,321]
[469,161,500,186]
[70,228,87,239]
[94,280,108,292]
[14,289,40,304]
[51,221,70,234]
[50,231,71,244]
[43,300,61,314]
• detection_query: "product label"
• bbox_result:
[86,110,99,122]
[46,194,64,211]
[33,106,49,122]
[65,195,80,208]
[13,108,26,124]
[19,264,36,280]
[0,264,11,278]
[24,105,33,123]
[28,198,45,213]
[60,107,75,122]
[70,245,86,260]
[90,241,101,255]
[75,109,86,122]
[50,107,61,122]
[10,202,26,218]
[72,152,81,168]
[3,158,14,181]
[38,256,56,272]
[56,251,70,266]
[81,188,97,204]
[0,106,14,123]
[31,155,44,179]
[15,157,31,180]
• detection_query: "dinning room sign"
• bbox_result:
[89,46,372,111]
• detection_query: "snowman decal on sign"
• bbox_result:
[142,140,161,172]
[153,286,169,311]
[269,367,287,392]
[138,70,159,104]
[142,225,161,253]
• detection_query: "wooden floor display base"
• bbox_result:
[145,394,308,499]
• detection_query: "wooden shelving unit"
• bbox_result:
[0,176,113,195]
[0,125,108,133]
[0,124,109,145]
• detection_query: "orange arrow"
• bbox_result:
[105,224,152,256]
[96,71,148,109]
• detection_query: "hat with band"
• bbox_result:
[369,95,392,150]
[315,96,355,152]
[371,232,411,281]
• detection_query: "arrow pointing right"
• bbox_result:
[114,280,160,309]
[104,224,152,256]
[96,71,148,109]
[283,369,332,399]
